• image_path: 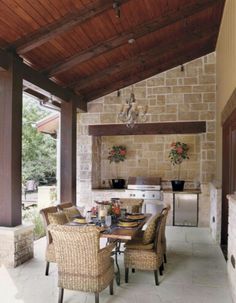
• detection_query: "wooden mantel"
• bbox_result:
[88,121,206,136]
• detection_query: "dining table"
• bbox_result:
[100,213,151,285]
[68,213,151,286]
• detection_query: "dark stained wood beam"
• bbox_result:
[89,122,206,136]
[0,49,86,111]
[9,0,130,55]
[46,0,221,77]
[21,63,87,110]
[0,55,22,226]
[73,25,218,91]
[60,100,77,205]
[23,88,61,109]
[84,38,214,102]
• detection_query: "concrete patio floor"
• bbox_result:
[0,227,233,303]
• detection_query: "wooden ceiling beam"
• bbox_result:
[88,121,206,136]
[0,49,86,111]
[9,0,130,55]
[21,61,87,111]
[45,0,221,77]
[73,25,218,92]
[84,42,214,102]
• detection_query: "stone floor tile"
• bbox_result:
[0,227,233,303]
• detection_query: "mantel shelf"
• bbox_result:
[88,121,206,136]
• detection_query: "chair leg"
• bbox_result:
[45,261,50,276]
[95,292,99,303]
[164,253,167,263]
[159,266,163,276]
[132,268,135,273]
[58,288,64,303]
[125,268,129,283]
[109,279,114,295]
[154,270,159,286]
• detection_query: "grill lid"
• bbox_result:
[127,177,161,190]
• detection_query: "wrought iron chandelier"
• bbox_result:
[117,85,148,128]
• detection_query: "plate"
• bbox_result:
[126,214,145,220]
[73,218,86,224]
[117,221,139,228]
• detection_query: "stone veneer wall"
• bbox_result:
[227,194,236,303]
[0,225,34,267]
[77,53,216,212]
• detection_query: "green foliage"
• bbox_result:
[22,97,56,183]
[22,207,45,240]
[108,145,127,163]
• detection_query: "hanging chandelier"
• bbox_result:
[117,85,148,128]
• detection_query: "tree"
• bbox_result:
[22,96,57,184]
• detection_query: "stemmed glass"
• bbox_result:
[105,215,112,233]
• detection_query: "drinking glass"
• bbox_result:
[105,215,112,232]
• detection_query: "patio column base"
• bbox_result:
[0,224,34,267]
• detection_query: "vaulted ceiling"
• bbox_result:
[0,0,225,109]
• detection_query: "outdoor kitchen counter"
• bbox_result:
[92,188,127,191]
[163,189,201,194]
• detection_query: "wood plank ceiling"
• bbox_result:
[0,0,225,108]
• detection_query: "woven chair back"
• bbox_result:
[49,225,101,276]
[119,198,144,213]
[154,214,165,254]
[160,204,170,243]
[57,202,74,211]
[40,206,58,244]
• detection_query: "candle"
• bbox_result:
[99,207,107,219]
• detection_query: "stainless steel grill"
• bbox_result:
[125,177,164,214]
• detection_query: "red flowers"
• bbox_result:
[169,142,189,180]
[169,142,189,165]
[108,145,127,163]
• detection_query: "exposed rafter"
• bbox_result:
[72,25,218,92]
[8,0,130,55]
[0,49,86,111]
[84,42,214,102]
[44,0,220,77]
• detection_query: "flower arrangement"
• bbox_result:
[108,145,127,163]
[169,141,189,180]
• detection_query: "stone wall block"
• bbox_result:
[173,86,192,93]
[184,93,202,103]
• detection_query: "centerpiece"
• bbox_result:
[108,145,127,189]
[169,141,189,191]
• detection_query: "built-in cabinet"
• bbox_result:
[172,190,200,227]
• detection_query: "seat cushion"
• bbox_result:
[125,238,154,250]
[48,212,68,225]
[63,206,81,221]
[142,214,159,244]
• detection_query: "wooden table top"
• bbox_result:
[100,214,151,241]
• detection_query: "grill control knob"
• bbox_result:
[152,194,155,198]
[142,194,145,197]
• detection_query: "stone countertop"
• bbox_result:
[92,188,127,191]
[163,189,201,194]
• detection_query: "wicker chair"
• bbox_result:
[57,202,74,210]
[49,225,115,303]
[124,214,164,285]
[119,198,144,213]
[160,204,171,264]
[40,206,58,276]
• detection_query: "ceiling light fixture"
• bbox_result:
[113,0,121,18]
[117,39,148,128]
